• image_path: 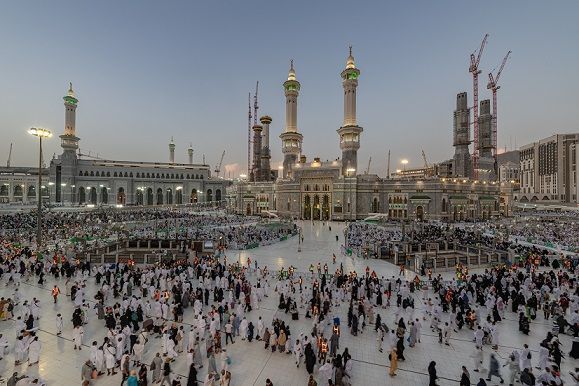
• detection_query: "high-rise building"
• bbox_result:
[452,92,471,178]
[517,133,579,204]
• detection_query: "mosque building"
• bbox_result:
[0,83,228,207]
[229,49,502,221]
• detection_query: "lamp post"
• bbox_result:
[71,184,76,205]
[28,127,52,249]
[346,168,356,220]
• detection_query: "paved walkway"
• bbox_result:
[0,220,575,385]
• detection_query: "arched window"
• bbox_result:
[96,171,100,177]
[79,171,83,176]
[215,189,222,201]
[106,172,110,177]
[84,171,89,176]
[207,189,213,202]
[442,199,447,212]
[129,172,133,178]
[136,173,140,178]
[124,172,128,177]
[114,172,118,177]
[90,171,94,176]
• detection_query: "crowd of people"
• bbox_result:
[0,212,577,385]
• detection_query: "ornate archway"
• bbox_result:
[100,187,108,204]
[156,188,163,205]
[207,189,213,202]
[146,188,154,205]
[117,187,126,205]
[246,202,251,215]
[166,188,173,205]
[416,205,424,221]
[313,195,321,220]
[135,189,143,205]
[190,189,198,203]
[216,189,222,202]
[89,188,97,204]
[78,187,86,204]
[322,195,330,220]
[372,197,379,213]
[303,195,311,220]
[176,189,183,204]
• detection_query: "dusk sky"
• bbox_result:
[1,1,578,176]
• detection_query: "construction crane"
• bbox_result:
[247,92,252,177]
[365,157,372,174]
[253,81,259,125]
[421,149,429,169]
[77,149,105,160]
[214,150,225,177]
[386,150,391,179]
[7,143,12,167]
[469,33,489,179]
[487,50,511,157]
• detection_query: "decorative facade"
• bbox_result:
[230,50,502,221]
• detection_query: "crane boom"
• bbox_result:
[7,143,12,167]
[470,33,489,180]
[253,81,259,126]
[365,157,372,174]
[421,149,429,168]
[247,93,252,177]
[214,150,226,177]
[487,51,511,158]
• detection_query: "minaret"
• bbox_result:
[252,124,263,181]
[453,92,471,178]
[260,116,272,181]
[60,82,80,155]
[279,60,303,179]
[187,143,193,164]
[169,137,175,163]
[337,47,363,176]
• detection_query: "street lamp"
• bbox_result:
[28,127,52,249]
[401,159,409,171]
[346,168,356,220]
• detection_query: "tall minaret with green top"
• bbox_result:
[60,82,80,154]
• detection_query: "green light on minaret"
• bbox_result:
[63,82,78,105]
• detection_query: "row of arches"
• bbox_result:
[78,171,205,180]
[0,185,49,198]
[76,187,221,205]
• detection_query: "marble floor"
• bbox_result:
[0,220,575,385]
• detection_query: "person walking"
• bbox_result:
[127,370,139,386]
[52,285,61,304]
[486,353,504,384]
[159,357,172,386]
[460,365,471,386]
[150,353,163,383]
[138,364,148,386]
[389,347,398,377]
[428,361,439,386]
[81,360,94,386]
[186,363,197,386]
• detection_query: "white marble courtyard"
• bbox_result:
[0,221,576,386]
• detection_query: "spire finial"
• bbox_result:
[67,82,76,97]
[349,45,352,56]
[287,59,296,81]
